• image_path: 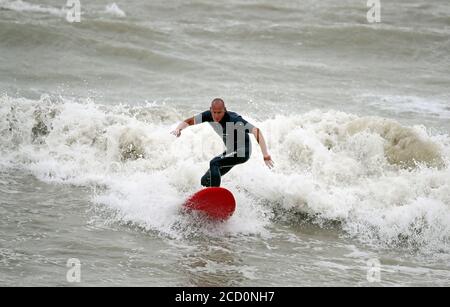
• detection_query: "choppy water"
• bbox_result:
[1,0,449,286]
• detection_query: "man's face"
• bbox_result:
[211,105,226,122]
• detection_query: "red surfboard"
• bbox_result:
[183,187,236,220]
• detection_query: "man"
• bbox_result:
[171,98,274,187]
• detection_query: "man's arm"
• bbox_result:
[171,117,195,137]
[252,127,274,169]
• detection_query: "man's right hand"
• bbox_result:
[171,129,181,137]
[171,120,192,138]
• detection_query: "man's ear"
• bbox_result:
[224,107,227,112]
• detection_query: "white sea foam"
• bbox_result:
[0,95,449,252]
[104,3,126,18]
[361,94,450,119]
[0,0,64,16]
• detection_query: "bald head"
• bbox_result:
[210,98,227,122]
[211,98,225,108]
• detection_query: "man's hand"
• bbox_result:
[264,155,274,169]
[171,128,182,137]
[171,118,193,138]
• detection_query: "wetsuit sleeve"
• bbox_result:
[194,110,213,124]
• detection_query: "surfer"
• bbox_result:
[171,98,274,187]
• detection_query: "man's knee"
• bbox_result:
[210,157,221,169]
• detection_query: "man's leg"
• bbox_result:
[201,152,249,187]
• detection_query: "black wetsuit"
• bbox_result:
[194,110,255,187]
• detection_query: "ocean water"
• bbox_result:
[0,0,449,286]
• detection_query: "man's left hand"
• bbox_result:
[264,155,274,169]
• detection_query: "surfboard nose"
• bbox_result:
[183,187,236,220]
